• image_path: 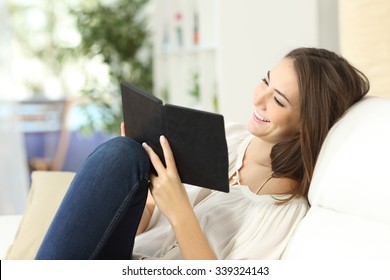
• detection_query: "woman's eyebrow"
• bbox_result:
[268,70,292,105]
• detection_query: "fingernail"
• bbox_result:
[142,142,148,148]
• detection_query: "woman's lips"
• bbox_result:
[253,109,270,123]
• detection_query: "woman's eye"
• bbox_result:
[262,78,269,86]
[274,96,285,107]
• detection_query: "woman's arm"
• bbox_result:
[169,202,217,259]
[136,190,155,235]
[142,136,217,260]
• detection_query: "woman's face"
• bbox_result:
[248,58,301,145]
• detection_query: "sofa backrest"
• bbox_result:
[282,96,390,259]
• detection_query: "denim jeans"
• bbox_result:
[35,137,151,260]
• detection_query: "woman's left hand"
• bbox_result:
[142,136,192,224]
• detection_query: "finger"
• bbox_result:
[160,135,177,170]
[121,122,126,136]
[142,142,166,175]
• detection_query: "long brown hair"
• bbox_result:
[271,48,370,202]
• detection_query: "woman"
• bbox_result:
[35,47,369,260]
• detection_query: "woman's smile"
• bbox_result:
[253,109,270,123]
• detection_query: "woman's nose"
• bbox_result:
[253,85,270,109]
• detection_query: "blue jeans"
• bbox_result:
[35,137,151,260]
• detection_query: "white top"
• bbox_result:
[133,123,309,259]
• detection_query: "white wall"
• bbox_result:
[217,0,339,123]
[151,0,339,122]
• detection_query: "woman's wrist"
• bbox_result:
[169,203,196,229]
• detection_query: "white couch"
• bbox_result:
[1,96,390,260]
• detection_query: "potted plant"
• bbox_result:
[71,0,153,135]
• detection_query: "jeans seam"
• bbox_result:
[88,174,149,260]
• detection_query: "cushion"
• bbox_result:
[5,171,75,259]
[282,96,390,259]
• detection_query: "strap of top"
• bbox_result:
[231,170,241,185]
[255,175,273,194]
[231,169,273,195]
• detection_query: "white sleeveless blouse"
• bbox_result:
[133,122,309,259]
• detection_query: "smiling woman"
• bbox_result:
[35,47,369,260]
[248,58,301,146]
[270,48,370,202]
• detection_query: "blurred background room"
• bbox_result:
[1,0,389,215]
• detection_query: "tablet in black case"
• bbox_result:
[121,82,229,192]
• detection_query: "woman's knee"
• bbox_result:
[85,136,151,178]
[104,136,150,168]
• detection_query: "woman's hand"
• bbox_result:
[142,136,192,225]
[143,135,217,259]
[121,122,126,136]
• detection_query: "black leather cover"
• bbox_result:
[121,82,229,192]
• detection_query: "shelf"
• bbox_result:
[157,45,217,56]
[153,0,219,113]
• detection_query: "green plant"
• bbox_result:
[7,0,153,135]
[189,70,200,102]
[160,84,170,103]
[71,0,153,135]
[212,82,219,113]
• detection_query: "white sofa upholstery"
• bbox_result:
[0,215,22,258]
[1,96,390,260]
[282,96,390,259]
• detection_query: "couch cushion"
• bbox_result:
[282,96,390,259]
[5,171,74,259]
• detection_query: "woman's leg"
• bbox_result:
[35,137,151,260]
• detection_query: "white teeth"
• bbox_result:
[254,110,270,122]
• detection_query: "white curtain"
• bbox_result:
[0,102,29,215]
[0,0,29,215]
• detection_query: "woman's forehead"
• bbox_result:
[270,58,300,105]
